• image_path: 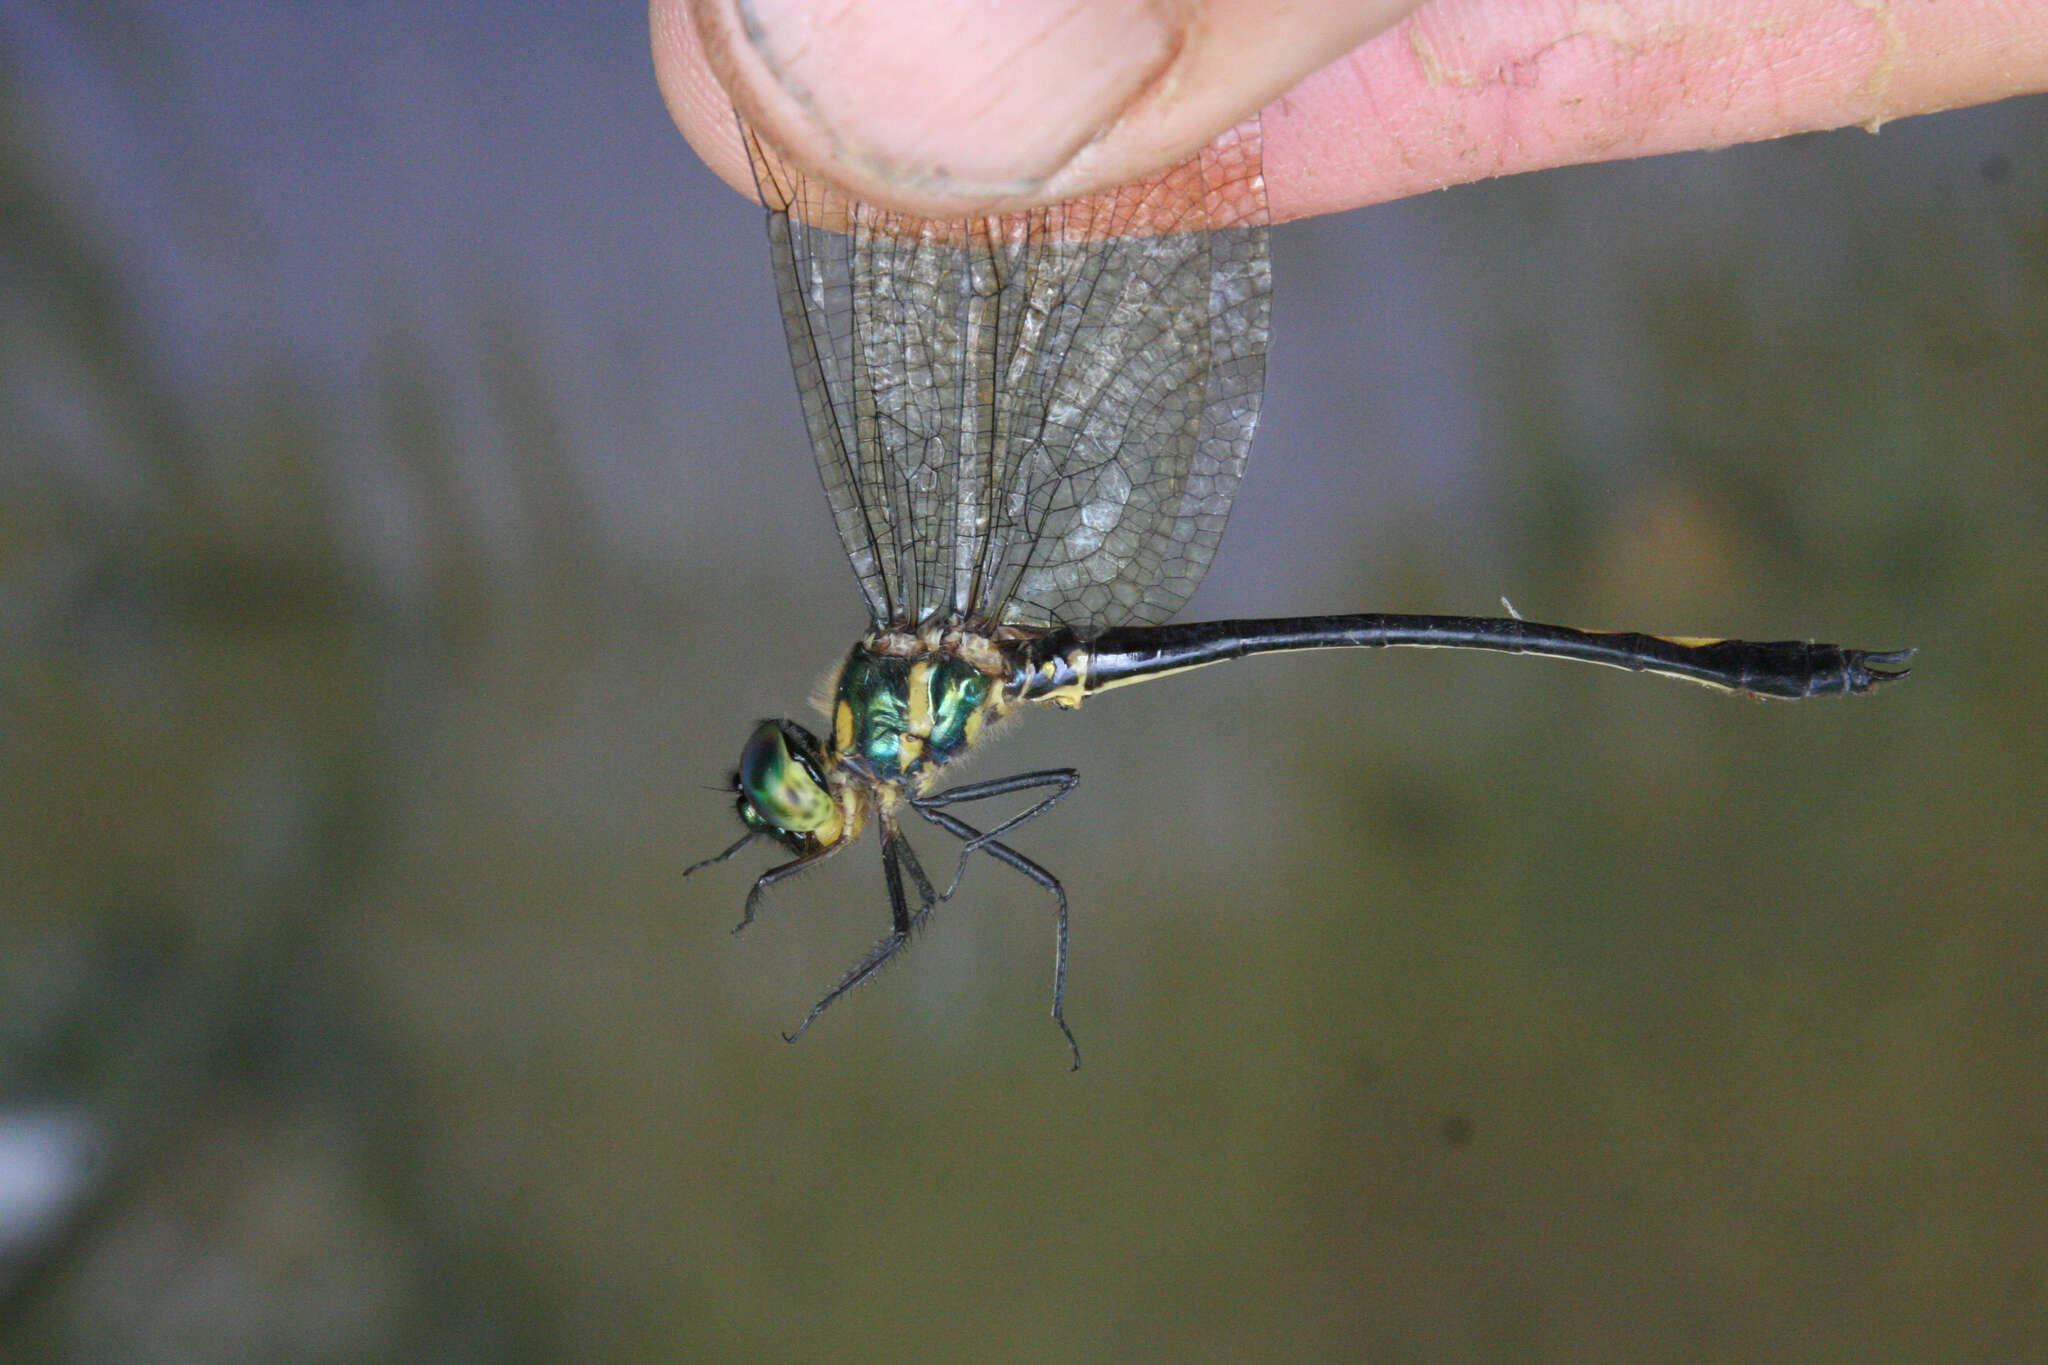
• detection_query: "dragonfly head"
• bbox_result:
[732,718,840,853]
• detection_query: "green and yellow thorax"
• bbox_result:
[730,628,1098,860]
[829,638,1003,790]
[826,627,1094,788]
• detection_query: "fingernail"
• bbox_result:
[737,0,1178,194]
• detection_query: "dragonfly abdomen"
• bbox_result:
[1025,615,1911,701]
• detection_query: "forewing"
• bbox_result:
[746,120,1270,634]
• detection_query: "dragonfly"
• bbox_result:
[687,116,1911,1068]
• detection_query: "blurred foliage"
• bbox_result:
[3,7,2047,1362]
[1,16,578,1359]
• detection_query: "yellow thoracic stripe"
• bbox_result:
[906,661,934,734]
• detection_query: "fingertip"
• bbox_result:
[669,0,1185,215]
[657,0,1420,218]
[651,0,753,199]
[736,0,1181,198]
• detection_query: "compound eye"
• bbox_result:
[737,720,833,834]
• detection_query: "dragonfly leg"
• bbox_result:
[783,830,938,1046]
[916,805,1081,1071]
[912,768,1078,898]
[683,831,760,878]
[735,842,844,935]
[735,856,809,935]
[886,829,940,935]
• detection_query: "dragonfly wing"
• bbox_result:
[747,119,1270,634]
[748,128,900,627]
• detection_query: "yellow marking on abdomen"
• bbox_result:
[1589,630,1723,648]
[1029,650,1091,710]
[1083,660,1218,695]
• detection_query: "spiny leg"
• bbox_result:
[917,805,1081,1071]
[734,852,824,935]
[889,832,941,932]
[913,768,1079,897]
[782,830,939,1046]
[682,831,760,879]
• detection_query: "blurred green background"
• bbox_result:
[3,4,2044,1361]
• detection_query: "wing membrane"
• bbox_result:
[747,120,1270,634]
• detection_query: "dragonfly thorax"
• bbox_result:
[829,640,1005,785]
[722,631,1080,857]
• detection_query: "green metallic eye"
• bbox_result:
[737,720,834,834]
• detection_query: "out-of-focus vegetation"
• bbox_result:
[2,6,2044,1361]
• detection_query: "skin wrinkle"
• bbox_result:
[1338,47,1456,187]
[1049,2,1192,190]
[1717,28,1804,143]
[1409,10,1660,97]
[1022,8,1218,205]
[735,0,815,105]
[1728,7,1894,136]
[928,5,1107,172]
[1847,0,1904,123]
[1399,11,1665,174]
[1407,26,1468,89]
[1117,1,1201,131]
[1383,0,1912,181]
